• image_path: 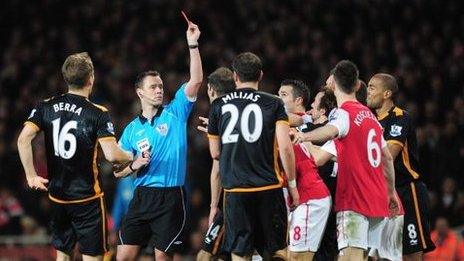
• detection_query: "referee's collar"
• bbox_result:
[138,107,164,125]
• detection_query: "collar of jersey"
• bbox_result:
[138,107,164,126]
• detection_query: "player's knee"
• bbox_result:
[154,249,173,261]
[116,247,138,261]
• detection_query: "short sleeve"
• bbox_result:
[167,83,195,121]
[118,124,135,155]
[96,111,116,140]
[321,140,337,157]
[383,115,410,148]
[276,99,289,124]
[327,108,350,138]
[24,102,43,131]
[207,101,220,138]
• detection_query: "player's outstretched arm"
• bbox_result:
[17,124,49,191]
[302,142,335,166]
[183,13,203,100]
[276,122,299,207]
[99,138,133,164]
[293,124,338,144]
[209,159,222,225]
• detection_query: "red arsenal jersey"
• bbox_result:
[294,143,330,203]
[328,101,389,217]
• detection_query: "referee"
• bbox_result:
[114,20,203,260]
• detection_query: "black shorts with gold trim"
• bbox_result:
[202,210,229,258]
[397,181,436,255]
[50,195,108,255]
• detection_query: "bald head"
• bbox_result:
[372,73,398,95]
[366,73,398,109]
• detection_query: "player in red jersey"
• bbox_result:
[293,60,399,261]
[287,143,331,261]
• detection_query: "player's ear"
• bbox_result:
[384,90,392,99]
[136,88,143,99]
[258,70,263,82]
[233,72,239,83]
[355,80,361,91]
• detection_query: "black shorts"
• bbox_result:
[397,181,436,255]
[50,196,108,256]
[118,186,186,254]
[223,188,287,257]
[202,210,227,257]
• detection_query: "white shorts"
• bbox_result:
[336,210,387,251]
[288,196,331,252]
[368,215,404,261]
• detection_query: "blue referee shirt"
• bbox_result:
[119,84,195,187]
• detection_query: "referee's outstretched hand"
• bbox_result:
[27,176,49,191]
[182,11,200,45]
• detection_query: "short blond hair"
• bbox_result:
[61,52,94,89]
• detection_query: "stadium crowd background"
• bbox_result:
[0,0,463,259]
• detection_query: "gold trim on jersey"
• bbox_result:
[92,103,109,112]
[273,136,284,185]
[224,183,283,193]
[393,107,404,116]
[387,140,404,148]
[93,143,102,195]
[24,121,40,132]
[411,182,427,249]
[99,196,108,252]
[402,141,419,179]
[377,111,389,121]
[207,134,219,139]
[212,226,225,255]
[48,192,104,204]
[98,136,116,142]
[276,120,289,126]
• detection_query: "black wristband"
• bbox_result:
[129,161,136,172]
[189,44,199,49]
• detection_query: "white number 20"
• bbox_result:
[52,118,77,159]
[221,104,263,144]
[367,129,381,167]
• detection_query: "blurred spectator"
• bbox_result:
[0,187,24,235]
[425,217,459,261]
[437,177,459,225]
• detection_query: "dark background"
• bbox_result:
[0,0,463,259]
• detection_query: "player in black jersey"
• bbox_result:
[196,67,236,261]
[367,73,435,260]
[208,52,299,260]
[17,52,133,261]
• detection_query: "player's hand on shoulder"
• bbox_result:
[27,176,49,191]
[197,116,209,133]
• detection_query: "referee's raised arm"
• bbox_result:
[183,14,203,99]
